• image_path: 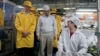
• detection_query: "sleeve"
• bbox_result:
[0,9,4,27]
[53,17,57,35]
[58,31,64,51]
[36,16,41,37]
[15,14,24,33]
[28,15,36,33]
[78,34,88,53]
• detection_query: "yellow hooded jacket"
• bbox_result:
[15,11,36,48]
[30,7,39,25]
[53,15,62,48]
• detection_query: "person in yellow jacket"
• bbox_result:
[15,1,36,56]
[30,7,39,52]
[51,7,57,13]
[30,6,38,23]
[0,8,4,27]
[51,10,62,56]
[0,8,4,51]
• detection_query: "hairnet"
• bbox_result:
[68,16,81,27]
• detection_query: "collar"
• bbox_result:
[43,14,51,17]
[67,28,79,34]
[20,10,32,15]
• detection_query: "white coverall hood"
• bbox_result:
[67,16,81,27]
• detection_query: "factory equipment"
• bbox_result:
[0,0,16,56]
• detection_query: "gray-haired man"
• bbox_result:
[37,5,57,56]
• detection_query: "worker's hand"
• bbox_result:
[22,31,30,38]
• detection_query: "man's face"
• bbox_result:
[24,6,31,12]
[43,10,50,15]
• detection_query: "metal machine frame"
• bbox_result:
[0,0,16,56]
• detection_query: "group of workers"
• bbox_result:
[14,1,62,56]
[13,0,98,56]
[0,0,97,56]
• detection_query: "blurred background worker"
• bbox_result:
[30,6,38,42]
[80,28,98,55]
[31,6,38,22]
[51,7,62,56]
[62,10,75,29]
[57,16,89,55]
[30,6,40,56]
[37,5,57,56]
[0,8,4,27]
[0,8,4,51]
[39,12,44,16]
[15,1,36,56]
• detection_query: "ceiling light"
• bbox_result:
[76,12,93,15]
[76,9,97,12]
[64,7,76,10]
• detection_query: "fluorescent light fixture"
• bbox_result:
[76,9,97,12]
[64,8,70,10]
[76,12,93,15]
[17,5,24,8]
[64,7,75,10]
